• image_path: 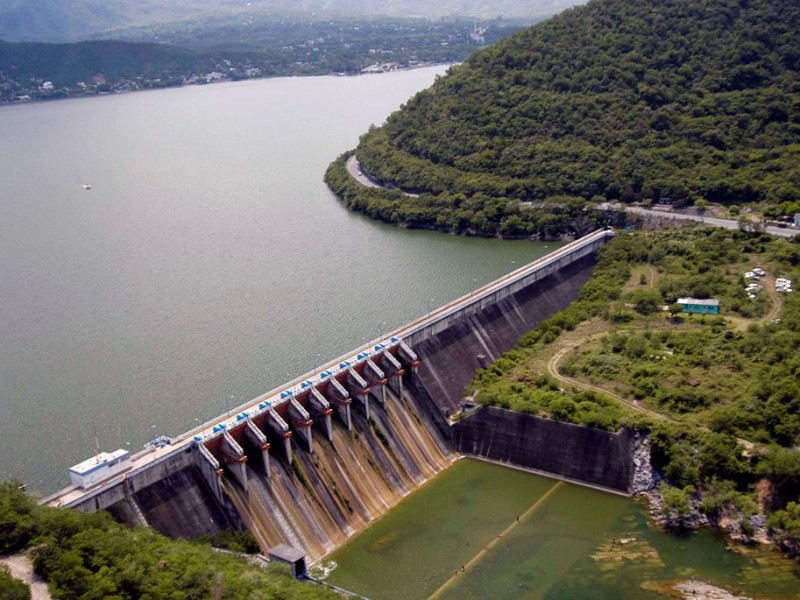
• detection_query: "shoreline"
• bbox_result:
[0,62,453,109]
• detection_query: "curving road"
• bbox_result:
[601,204,799,239]
[345,155,382,189]
[344,162,799,240]
[345,154,419,197]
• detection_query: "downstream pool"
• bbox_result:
[323,459,800,600]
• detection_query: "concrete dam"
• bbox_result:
[46,229,627,562]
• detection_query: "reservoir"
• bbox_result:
[0,66,552,493]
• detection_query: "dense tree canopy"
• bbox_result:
[0,482,336,600]
[331,0,800,236]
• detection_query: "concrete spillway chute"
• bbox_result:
[193,442,226,507]
[364,359,387,404]
[266,409,293,464]
[309,388,334,442]
[397,341,421,380]
[244,420,271,478]
[346,367,370,419]
[221,431,249,492]
[324,377,352,431]
[288,399,314,453]
[380,350,405,398]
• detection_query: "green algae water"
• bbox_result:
[324,459,800,599]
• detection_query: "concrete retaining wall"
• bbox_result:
[133,465,242,539]
[127,447,193,493]
[70,484,126,513]
[405,230,610,349]
[409,253,597,418]
[452,408,634,494]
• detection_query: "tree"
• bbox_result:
[661,484,695,518]
[630,288,663,315]
[0,567,29,600]
[757,446,800,500]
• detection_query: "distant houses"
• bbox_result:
[677,297,720,315]
[360,62,401,74]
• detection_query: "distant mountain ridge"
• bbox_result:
[0,19,524,103]
[326,0,800,238]
[0,0,585,42]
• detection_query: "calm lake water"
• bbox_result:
[325,459,800,600]
[0,67,555,493]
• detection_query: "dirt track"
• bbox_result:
[0,553,52,600]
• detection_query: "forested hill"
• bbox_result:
[327,0,800,238]
[0,39,222,88]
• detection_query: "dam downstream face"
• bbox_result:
[324,459,800,600]
[221,384,456,560]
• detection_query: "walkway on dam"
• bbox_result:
[46,229,611,509]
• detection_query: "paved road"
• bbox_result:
[345,155,381,189]
[344,163,798,240]
[604,204,799,239]
[345,154,419,197]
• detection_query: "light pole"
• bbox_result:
[427,297,435,317]
[286,373,295,395]
[312,353,321,376]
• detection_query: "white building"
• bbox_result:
[68,449,131,489]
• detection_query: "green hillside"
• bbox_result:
[0,39,220,88]
[0,482,337,599]
[328,0,800,238]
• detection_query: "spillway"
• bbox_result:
[223,387,455,559]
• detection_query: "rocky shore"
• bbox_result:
[630,434,769,542]
[641,579,754,600]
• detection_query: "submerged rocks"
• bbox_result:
[641,579,754,599]
[672,580,753,600]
